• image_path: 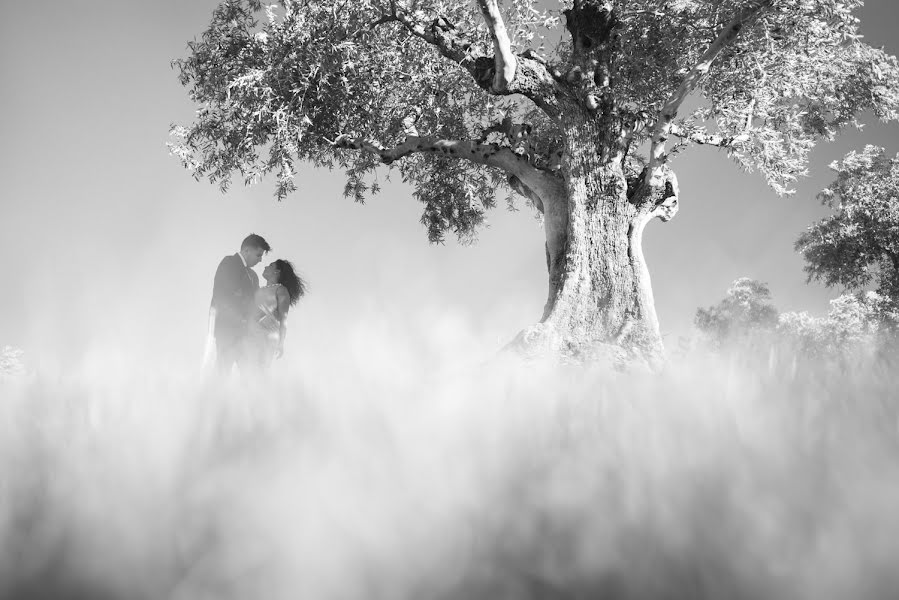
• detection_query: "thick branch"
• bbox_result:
[476,0,517,92]
[644,0,772,185]
[330,133,564,201]
[390,8,560,116]
[668,125,746,148]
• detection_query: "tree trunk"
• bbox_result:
[516,113,678,364]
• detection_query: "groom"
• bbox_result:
[210,233,270,372]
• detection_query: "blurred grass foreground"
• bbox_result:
[1,337,898,600]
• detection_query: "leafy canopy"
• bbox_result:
[171,0,899,242]
[796,145,899,303]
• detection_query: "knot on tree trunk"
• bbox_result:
[628,167,680,223]
[651,170,679,222]
[472,56,497,91]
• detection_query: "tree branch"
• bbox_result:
[329,133,564,204]
[644,0,772,185]
[391,10,470,66]
[476,0,517,92]
[669,125,742,148]
[390,7,561,115]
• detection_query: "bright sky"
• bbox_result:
[1,1,898,370]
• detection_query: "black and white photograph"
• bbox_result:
[2,0,899,598]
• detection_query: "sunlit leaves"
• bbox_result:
[598,0,899,194]
[676,0,899,194]
[171,0,562,241]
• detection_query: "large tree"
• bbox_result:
[796,145,899,305]
[171,0,899,359]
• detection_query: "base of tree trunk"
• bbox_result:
[502,322,662,371]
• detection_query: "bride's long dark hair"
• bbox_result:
[274,259,307,306]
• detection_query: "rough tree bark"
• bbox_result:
[511,110,678,364]
[506,1,683,364]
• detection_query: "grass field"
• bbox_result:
[1,342,898,599]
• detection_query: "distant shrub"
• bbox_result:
[0,346,24,378]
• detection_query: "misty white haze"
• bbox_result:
[2,1,899,599]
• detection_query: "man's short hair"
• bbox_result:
[241,233,271,253]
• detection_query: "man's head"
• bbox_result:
[239,233,271,267]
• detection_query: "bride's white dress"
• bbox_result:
[247,284,283,367]
[202,284,283,370]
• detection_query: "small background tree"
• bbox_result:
[778,291,898,360]
[695,279,897,363]
[695,277,779,348]
[0,346,25,379]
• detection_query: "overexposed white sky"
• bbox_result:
[1,0,898,370]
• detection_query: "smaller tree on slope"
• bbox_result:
[778,291,898,359]
[695,277,779,348]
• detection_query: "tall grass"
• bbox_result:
[1,337,897,600]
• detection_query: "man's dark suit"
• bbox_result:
[211,253,259,371]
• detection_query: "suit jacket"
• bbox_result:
[211,253,259,341]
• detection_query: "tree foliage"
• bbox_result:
[171,0,555,242]
[796,146,899,303]
[171,0,899,242]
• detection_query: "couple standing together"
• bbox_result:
[209,234,306,373]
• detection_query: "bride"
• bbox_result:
[248,259,306,366]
